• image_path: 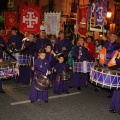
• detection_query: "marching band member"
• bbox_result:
[109,52,120,114]
[69,37,93,90]
[17,33,36,85]
[29,49,51,103]
[35,30,51,55]
[53,30,72,55]
[0,36,7,93]
[45,43,55,87]
[53,54,70,94]
[106,33,120,65]
[7,27,22,52]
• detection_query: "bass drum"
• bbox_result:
[33,74,50,91]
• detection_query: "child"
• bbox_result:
[53,54,70,94]
[29,49,51,103]
[45,43,55,88]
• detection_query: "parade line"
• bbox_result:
[10,92,80,106]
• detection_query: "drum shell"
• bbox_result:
[33,74,50,91]
[59,72,70,81]
[3,52,31,66]
[90,67,120,90]
[73,61,96,73]
[0,61,16,79]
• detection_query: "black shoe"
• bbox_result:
[93,88,100,92]
[31,101,35,103]
[109,109,116,113]
[108,94,113,98]
[0,90,6,93]
[77,87,81,91]
[44,100,48,103]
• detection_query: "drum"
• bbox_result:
[0,61,16,79]
[3,52,31,66]
[33,74,50,91]
[73,61,97,73]
[58,71,70,81]
[90,67,120,90]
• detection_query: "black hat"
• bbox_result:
[11,27,17,31]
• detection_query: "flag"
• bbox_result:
[20,5,41,34]
[99,48,106,65]
[76,5,88,37]
[108,51,119,67]
[95,0,107,25]
[4,11,18,31]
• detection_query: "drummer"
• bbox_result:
[69,37,93,90]
[109,52,120,114]
[29,48,51,103]
[7,27,22,52]
[35,30,51,55]
[16,33,36,85]
[53,30,72,55]
[53,53,70,94]
[45,43,55,87]
[106,33,120,65]
[0,35,7,93]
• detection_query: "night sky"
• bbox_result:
[0,0,8,13]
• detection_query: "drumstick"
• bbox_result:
[32,56,34,66]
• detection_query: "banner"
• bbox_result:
[99,48,106,65]
[4,11,17,31]
[44,12,61,37]
[95,0,107,25]
[76,6,88,37]
[64,23,74,40]
[20,5,41,34]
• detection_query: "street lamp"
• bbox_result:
[106,9,112,32]
[106,9,112,19]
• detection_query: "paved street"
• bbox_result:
[0,79,119,120]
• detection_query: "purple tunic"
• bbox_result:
[36,38,51,53]
[29,58,51,101]
[7,35,22,50]
[53,39,72,55]
[69,46,93,88]
[54,63,69,94]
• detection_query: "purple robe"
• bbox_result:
[110,90,120,114]
[0,37,7,58]
[53,39,72,55]
[109,58,120,114]
[7,35,22,50]
[35,38,51,53]
[54,63,69,94]
[29,58,51,101]
[69,46,93,88]
[0,80,2,91]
